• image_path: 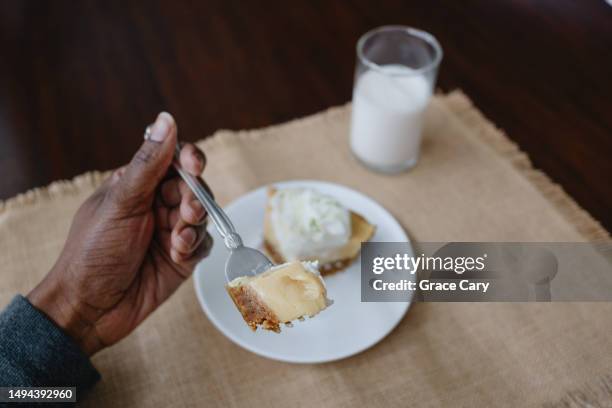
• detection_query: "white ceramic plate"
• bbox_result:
[193,180,413,363]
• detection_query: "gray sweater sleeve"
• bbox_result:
[0,295,100,390]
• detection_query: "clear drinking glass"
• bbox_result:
[350,26,443,173]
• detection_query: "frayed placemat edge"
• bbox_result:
[443,90,610,241]
[0,171,110,215]
[1,93,609,243]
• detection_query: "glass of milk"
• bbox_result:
[350,26,443,173]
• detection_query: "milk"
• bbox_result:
[350,64,432,171]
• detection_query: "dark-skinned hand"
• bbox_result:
[28,112,212,355]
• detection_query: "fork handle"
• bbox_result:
[173,145,243,250]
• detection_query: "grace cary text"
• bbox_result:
[372,279,490,293]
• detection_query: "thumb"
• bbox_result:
[115,112,177,207]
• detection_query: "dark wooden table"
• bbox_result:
[1,1,611,230]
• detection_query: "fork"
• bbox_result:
[172,143,273,282]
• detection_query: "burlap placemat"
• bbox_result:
[0,91,610,407]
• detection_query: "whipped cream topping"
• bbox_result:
[270,188,351,260]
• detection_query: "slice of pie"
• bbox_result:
[263,187,376,275]
[226,261,331,332]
